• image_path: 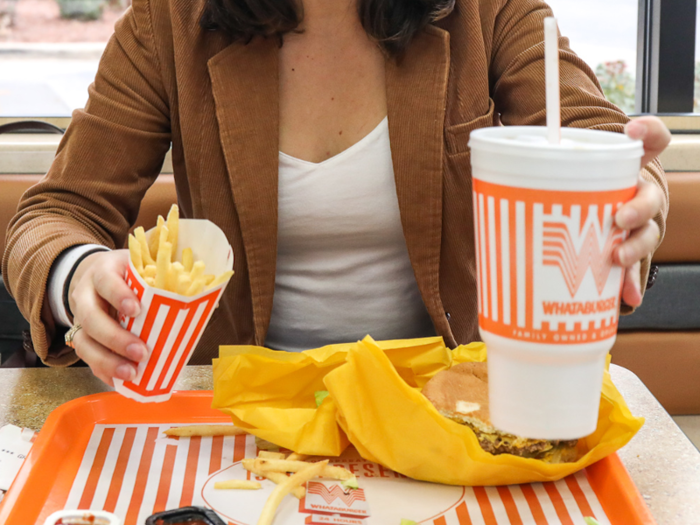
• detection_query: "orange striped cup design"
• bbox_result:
[115,262,227,403]
[473,179,636,345]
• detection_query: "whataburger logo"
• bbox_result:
[306,482,367,507]
[472,179,635,342]
[541,206,625,298]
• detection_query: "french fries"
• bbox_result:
[172,434,359,525]
[214,480,262,490]
[242,458,306,499]
[257,460,328,525]
[163,424,248,437]
[253,458,354,481]
[240,449,357,505]
[162,425,360,525]
[127,205,233,296]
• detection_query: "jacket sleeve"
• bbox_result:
[2,0,171,366]
[489,0,669,312]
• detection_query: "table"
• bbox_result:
[0,365,698,524]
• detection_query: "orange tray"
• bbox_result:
[0,391,656,525]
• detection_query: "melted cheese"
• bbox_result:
[455,401,481,414]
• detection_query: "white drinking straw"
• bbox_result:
[544,17,561,145]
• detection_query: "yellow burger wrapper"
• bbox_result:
[212,335,643,486]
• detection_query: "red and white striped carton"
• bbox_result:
[114,219,234,403]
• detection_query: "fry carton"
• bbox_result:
[115,219,234,403]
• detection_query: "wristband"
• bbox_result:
[62,247,110,322]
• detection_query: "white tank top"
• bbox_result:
[265,117,436,352]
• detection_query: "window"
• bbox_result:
[548,0,638,113]
[0,0,127,121]
[0,0,698,124]
[695,5,700,112]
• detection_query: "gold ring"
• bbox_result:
[65,323,82,349]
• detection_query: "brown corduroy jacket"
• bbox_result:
[3,0,668,367]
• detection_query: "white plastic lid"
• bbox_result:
[469,126,644,162]
[486,345,609,440]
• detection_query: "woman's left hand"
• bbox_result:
[615,116,670,308]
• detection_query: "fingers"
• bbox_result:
[621,261,643,308]
[73,328,138,386]
[72,290,149,363]
[92,252,142,318]
[625,116,672,167]
[615,179,665,231]
[615,219,660,267]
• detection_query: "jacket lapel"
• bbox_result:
[386,26,452,340]
[208,38,279,345]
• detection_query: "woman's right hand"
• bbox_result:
[68,249,149,386]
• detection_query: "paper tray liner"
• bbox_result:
[0,391,655,525]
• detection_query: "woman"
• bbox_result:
[2,0,668,386]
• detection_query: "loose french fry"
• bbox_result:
[143,265,157,278]
[185,276,206,297]
[155,241,172,290]
[214,480,261,490]
[182,247,194,272]
[286,453,309,462]
[190,260,205,280]
[177,274,192,295]
[242,459,305,499]
[206,270,234,290]
[134,227,155,265]
[128,234,144,274]
[149,215,164,260]
[203,274,216,286]
[166,205,179,260]
[257,460,328,525]
[255,458,353,481]
[258,451,287,460]
[145,277,155,286]
[164,425,248,437]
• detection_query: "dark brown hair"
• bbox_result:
[200,0,455,56]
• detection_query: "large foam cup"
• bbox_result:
[114,219,234,403]
[468,126,643,439]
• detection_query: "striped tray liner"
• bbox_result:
[64,424,610,525]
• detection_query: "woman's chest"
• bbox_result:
[278,37,388,164]
[276,117,405,252]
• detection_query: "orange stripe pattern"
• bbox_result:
[497,486,523,525]
[544,481,574,525]
[124,427,160,525]
[473,179,635,344]
[103,427,137,512]
[152,444,178,514]
[77,427,114,509]
[65,425,613,524]
[120,265,224,400]
[179,436,202,508]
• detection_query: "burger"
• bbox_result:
[421,362,578,463]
